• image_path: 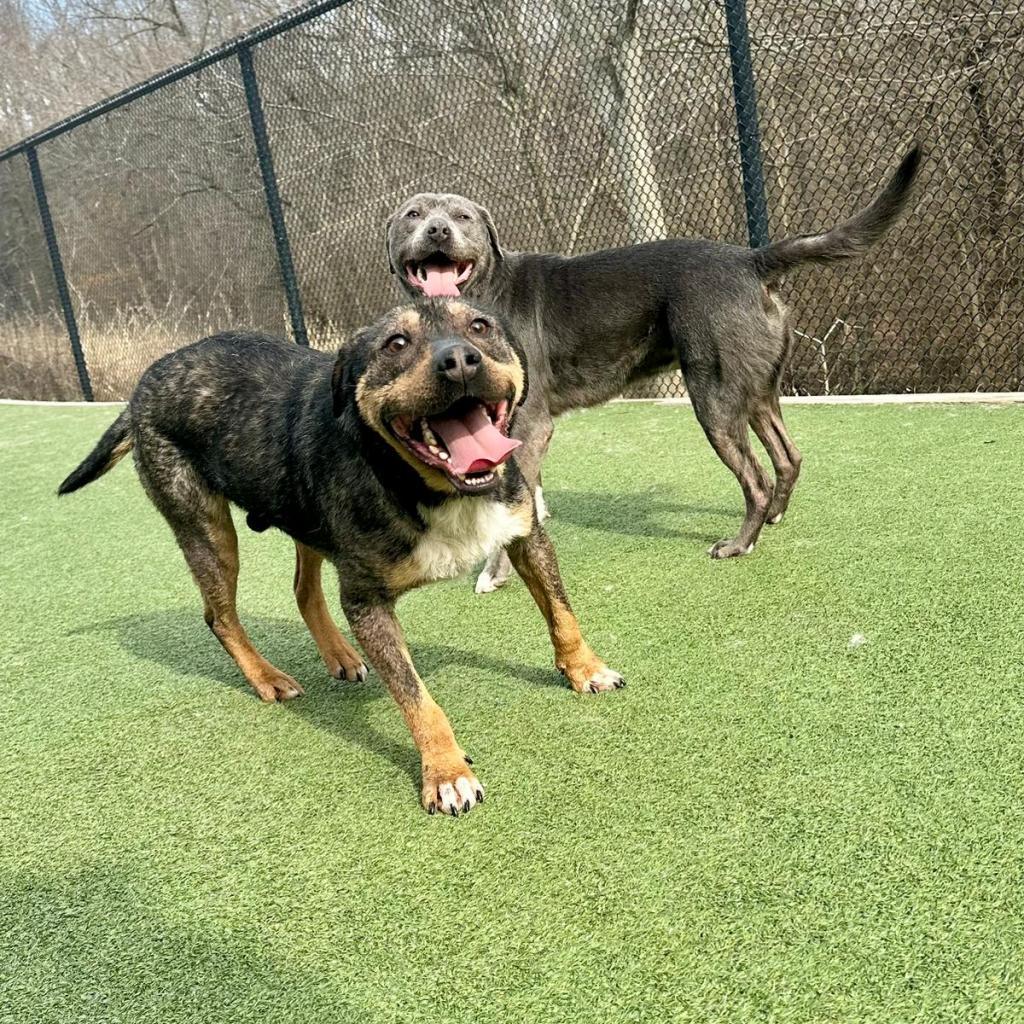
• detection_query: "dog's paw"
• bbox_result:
[422,756,484,817]
[250,667,305,703]
[708,537,755,559]
[323,642,368,682]
[766,511,784,525]
[475,549,513,595]
[474,570,503,594]
[560,657,626,695]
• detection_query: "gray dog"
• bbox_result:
[386,146,922,591]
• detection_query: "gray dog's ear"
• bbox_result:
[384,213,396,274]
[475,202,503,264]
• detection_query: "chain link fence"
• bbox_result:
[1,0,1021,402]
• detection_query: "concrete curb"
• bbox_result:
[615,392,1024,406]
[0,398,126,407]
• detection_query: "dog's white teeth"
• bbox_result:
[454,469,494,487]
[421,420,438,446]
[428,444,439,455]
[438,451,449,461]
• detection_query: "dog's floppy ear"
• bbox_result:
[384,213,396,274]
[331,352,353,417]
[331,329,371,417]
[474,202,503,264]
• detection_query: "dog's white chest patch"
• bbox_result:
[412,498,529,583]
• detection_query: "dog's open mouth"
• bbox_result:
[391,397,519,490]
[405,255,474,298]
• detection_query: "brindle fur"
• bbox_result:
[387,146,923,587]
[58,299,623,817]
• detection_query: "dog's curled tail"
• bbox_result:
[752,144,923,282]
[57,409,133,495]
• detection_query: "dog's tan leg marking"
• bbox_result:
[508,524,624,694]
[346,603,483,815]
[293,542,367,681]
[184,498,303,702]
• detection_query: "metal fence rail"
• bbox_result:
[1,0,1021,402]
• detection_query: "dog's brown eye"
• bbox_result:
[384,334,408,354]
[405,209,419,219]
[469,318,490,335]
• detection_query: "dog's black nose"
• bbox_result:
[434,341,482,383]
[425,218,450,241]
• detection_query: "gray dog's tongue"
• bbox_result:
[429,404,520,474]
[421,261,460,298]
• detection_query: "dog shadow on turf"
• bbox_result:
[544,485,733,543]
[76,609,565,783]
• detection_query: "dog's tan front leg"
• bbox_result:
[345,602,483,816]
[507,524,625,694]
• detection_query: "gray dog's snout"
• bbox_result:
[434,341,482,383]
[425,218,451,241]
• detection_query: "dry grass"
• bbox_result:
[0,318,85,401]
[2,306,688,403]
[1,305,297,401]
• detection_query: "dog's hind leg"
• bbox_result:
[749,395,802,524]
[293,542,367,681]
[137,440,303,702]
[476,476,550,594]
[475,548,514,594]
[344,602,483,816]
[475,412,553,595]
[177,498,304,702]
[688,385,773,559]
[534,475,550,523]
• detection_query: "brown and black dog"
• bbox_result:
[58,299,623,816]
[387,146,923,591]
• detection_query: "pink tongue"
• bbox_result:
[429,405,521,475]
[421,262,460,298]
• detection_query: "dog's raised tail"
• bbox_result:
[752,144,923,282]
[57,409,133,495]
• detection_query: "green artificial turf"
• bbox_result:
[1,399,1023,1024]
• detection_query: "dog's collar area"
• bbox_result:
[405,256,474,297]
[390,398,519,492]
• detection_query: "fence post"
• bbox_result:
[26,147,93,400]
[238,44,309,346]
[723,0,770,248]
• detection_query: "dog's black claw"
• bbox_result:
[476,789,484,804]
[616,678,626,688]
[462,799,470,813]
[428,802,436,815]
[589,683,598,693]
[450,804,460,817]
[464,755,474,765]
